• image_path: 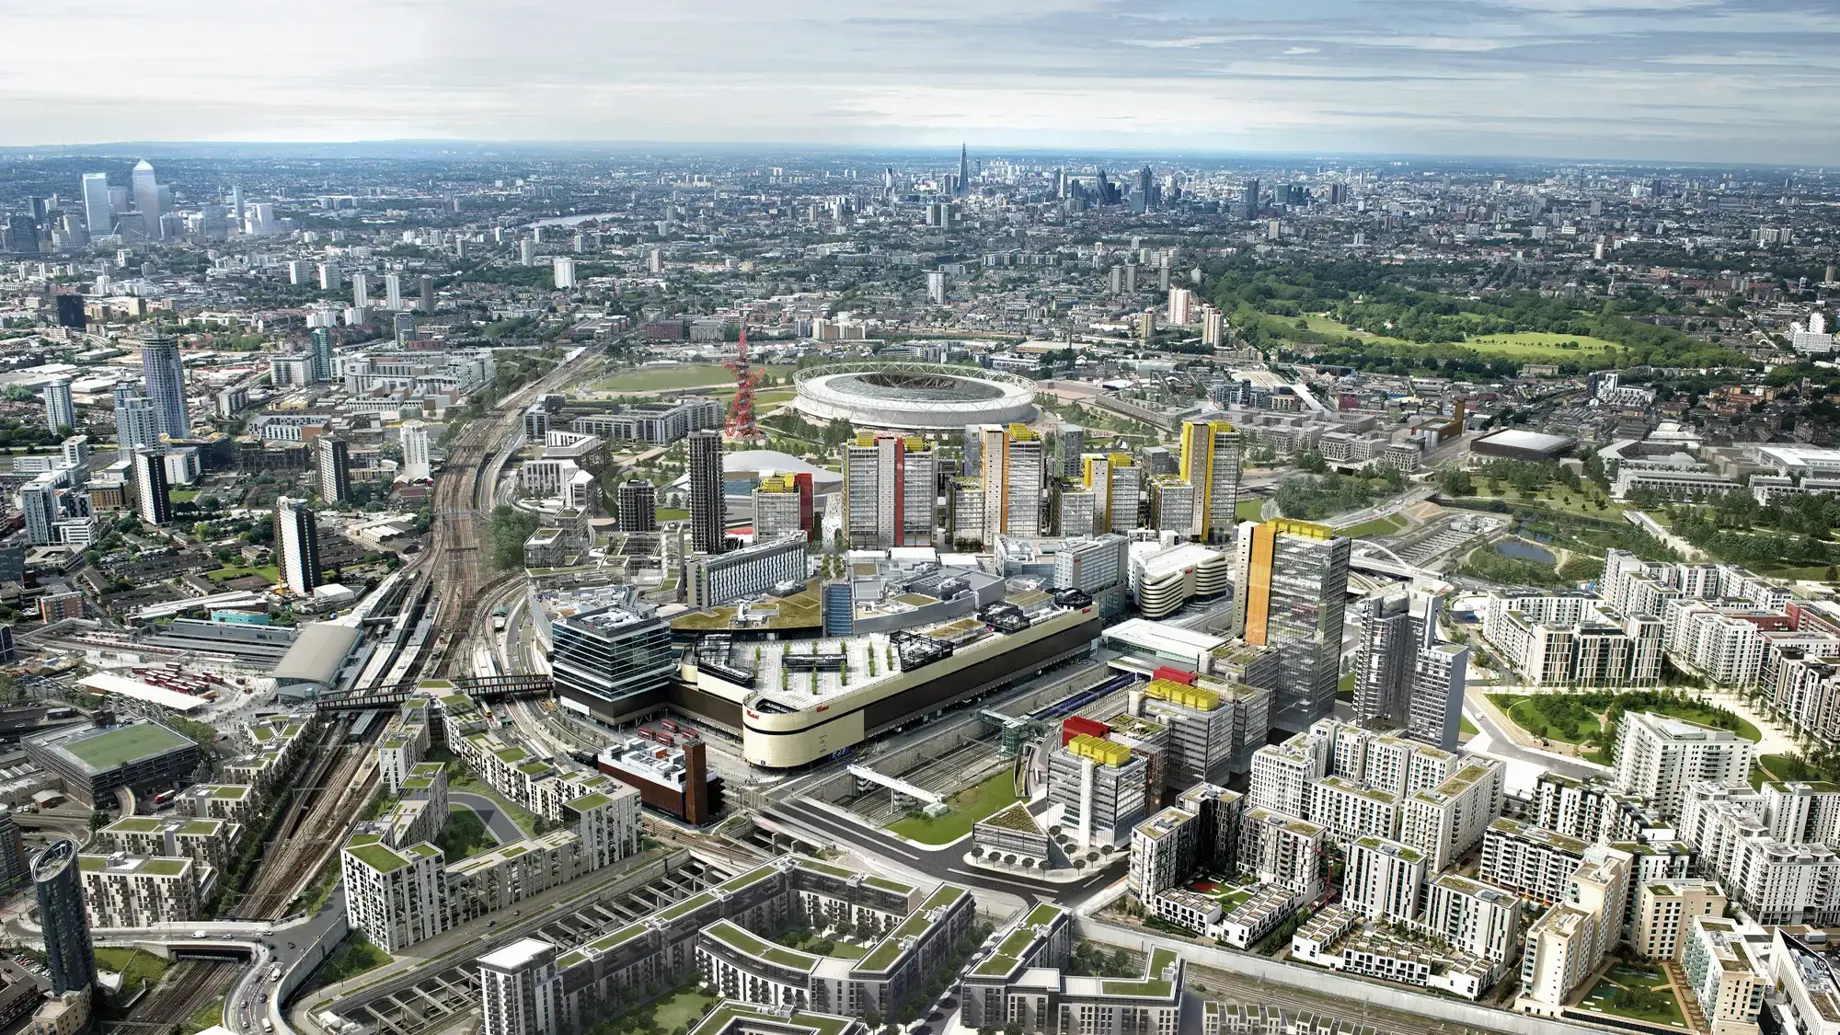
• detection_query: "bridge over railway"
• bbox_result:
[311,673,552,712]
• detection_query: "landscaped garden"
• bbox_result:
[1578,961,1687,1028]
[886,771,1019,845]
[1489,689,1759,764]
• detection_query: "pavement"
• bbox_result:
[449,791,522,844]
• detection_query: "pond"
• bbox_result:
[1495,538,1556,566]
[1515,519,1554,543]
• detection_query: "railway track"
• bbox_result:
[229,715,381,920]
[108,960,239,1035]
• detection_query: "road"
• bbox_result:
[450,791,522,844]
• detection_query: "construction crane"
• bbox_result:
[724,316,762,439]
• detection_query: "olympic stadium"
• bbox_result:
[791,362,1037,431]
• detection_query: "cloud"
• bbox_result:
[1,0,1838,163]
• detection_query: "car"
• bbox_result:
[193,930,208,939]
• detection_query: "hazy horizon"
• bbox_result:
[7,0,1840,165]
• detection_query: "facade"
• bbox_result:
[596,728,714,825]
[1048,735,1148,847]
[1516,845,1632,1015]
[401,420,432,481]
[685,534,807,610]
[1232,520,1349,731]
[138,330,188,438]
[1341,836,1426,923]
[76,853,200,928]
[1420,873,1525,974]
[480,939,560,1035]
[43,380,75,434]
[689,430,727,554]
[1683,917,1769,1035]
[843,434,934,548]
[617,480,658,533]
[317,436,352,504]
[1633,879,1728,961]
[1615,712,1754,819]
[132,447,170,525]
[275,497,322,596]
[1479,818,1590,906]
[754,473,814,543]
[1398,759,1505,874]
[1180,419,1242,544]
[32,841,94,996]
[549,603,678,722]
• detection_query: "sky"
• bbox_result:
[4,0,1839,164]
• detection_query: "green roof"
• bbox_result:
[140,858,188,877]
[721,865,778,893]
[211,785,249,799]
[588,923,648,952]
[795,858,855,880]
[566,792,614,812]
[659,892,715,921]
[62,723,193,770]
[107,817,165,833]
[1022,903,1062,928]
[688,1002,857,1035]
[921,885,967,911]
[862,876,913,894]
[345,838,411,873]
[1099,979,1174,998]
[705,920,819,970]
[178,820,219,836]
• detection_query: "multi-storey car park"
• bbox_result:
[23,720,202,806]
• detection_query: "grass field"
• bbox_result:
[655,507,690,521]
[1302,314,1415,346]
[206,564,280,584]
[303,933,390,993]
[1462,331,1623,362]
[1339,513,1405,538]
[1460,716,1479,737]
[65,723,193,769]
[620,987,716,1035]
[94,947,169,987]
[1753,754,1840,788]
[597,364,734,392]
[887,771,1019,845]
[438,805,498,862]
[1236,498,1266,522]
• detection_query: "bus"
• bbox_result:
[152,790,177,808]
[492,606,508,632]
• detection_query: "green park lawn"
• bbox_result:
[887,771,1019,845]
[206,564,280,584]
[1339,514,1405,538]
[1301,314,1415,346]
[597,364,735,392]
[1236,498,1266,522]
[1490,694,1601,744]
[655,507,691,521]
[1462,331,1623,362]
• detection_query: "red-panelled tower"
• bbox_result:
[724,319,761,439]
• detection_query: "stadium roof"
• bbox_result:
[271,622,361,688]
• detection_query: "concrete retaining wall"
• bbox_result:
[1074,916,1613,1035]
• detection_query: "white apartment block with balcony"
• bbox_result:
[1419,873,1525,975]
[1515,846,1632,1016]
[77,853,203,929]
[1342,836,1426,924]
[1683,916,1770,1035]
[1398,759,1505,874]
[1678,782,1840,926]
[1614,712,1755,820]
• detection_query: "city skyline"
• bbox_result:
[4,0,1840,164]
